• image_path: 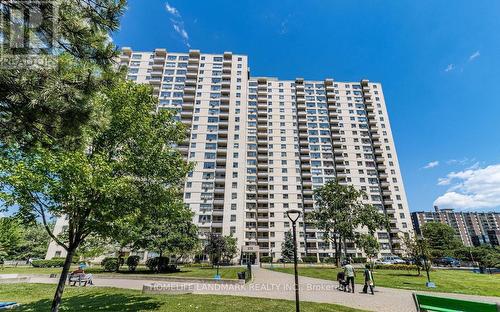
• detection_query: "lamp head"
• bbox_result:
[286,209,301,223]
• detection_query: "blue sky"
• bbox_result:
[112,0,500,213]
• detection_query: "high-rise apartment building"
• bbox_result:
[412,206,500,247]
[46,48,413,262]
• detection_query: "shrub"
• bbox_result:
[145,257,178,273]
[126,255,141,272]
[101,257,119,272]
[352,257,367,264]
[321,257,336,264]
[32,259,65,268]
[302,256,318,263]
[373,264,422,271]
[260,256,272,263]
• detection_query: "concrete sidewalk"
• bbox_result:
[29,266,500,312]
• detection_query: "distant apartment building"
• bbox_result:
[411,206,500,247]
[46,48,413,262]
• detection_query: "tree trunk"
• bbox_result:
[342,236,347,262]
[117,247,123,272]
[333,236,340,267]
[51,247,76,312]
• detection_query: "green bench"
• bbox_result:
[413,293,499,312]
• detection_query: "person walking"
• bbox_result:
[363,264,375,295]
[343,260,356,293]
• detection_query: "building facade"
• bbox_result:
[412,206,500,247]
[46,48,413,262]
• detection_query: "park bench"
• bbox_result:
[67,273,93,287]
[413,293,499,312]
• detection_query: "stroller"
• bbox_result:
[336,271,348,291]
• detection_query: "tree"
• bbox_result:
[281,231,295,263]
[222,235,238,264]
[0,0,126,149]
[402,235,431,276]
[455,245,500,270]
[309,181,389,266]
[0,80,191,312]
[0,217,23,259]
[0,218,52,260]
[204,233,227,268]
[17,221,52,260]
[135,202,199,267]
[421,222,462,258]
[356,233,380,264]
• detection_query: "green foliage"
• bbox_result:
[133,203,198,261]
[126,256,141,272]
[32,259,65,268]
[321,257,336,264]
[260,256,273,263]
[310,181,389,266]
[145,257,178,273]
[355,234,379,261]
[373,264,420,271]
[302,256,318,263]
[421,222,463,257]
[0,79,191,311]
[204,234,227,266]
[222,235,238,264]
[352,257,367,264]
[454,245,500,268]
[0,218,50,260]
[0,217,23,259]
[281,231,295,262]
[0,0,126,149]
[101,257,119,272]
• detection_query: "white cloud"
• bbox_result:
[444,64,455,72]
[469,50,480,61]
[165,3,180,17]
[434,164,500,210]
[446,157,475,166]
[423,161,439,169]
[165,2,190,48]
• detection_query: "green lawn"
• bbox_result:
[0,265,244,280]
[269,267,500,297]
[0,283,366,312]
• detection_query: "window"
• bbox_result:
[203,162,215,169]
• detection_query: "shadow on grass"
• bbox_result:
[15,292,161,312]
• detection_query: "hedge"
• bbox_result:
[302,256,318,263]
[260,256,272,263]
[101,257,119,272]
[352,257,367,264]
[126,255,141,272]
[373,264,423,271]
[146,257,178,273]
[321,257,336,263]
[32,259,65,268]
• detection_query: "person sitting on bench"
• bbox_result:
[69,264,93,286]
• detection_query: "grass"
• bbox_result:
[0,283,367,312]
[0,265,244,280]
[268,267,500,297]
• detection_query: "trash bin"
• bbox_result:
[237,271,246,280]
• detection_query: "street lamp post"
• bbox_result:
[286,209,301,312]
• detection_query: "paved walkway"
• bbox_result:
[29,267,500,312]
